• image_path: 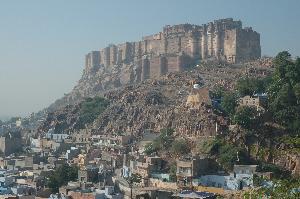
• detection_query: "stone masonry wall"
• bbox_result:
[84,18,261,80]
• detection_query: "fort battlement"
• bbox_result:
[85,18,261,81]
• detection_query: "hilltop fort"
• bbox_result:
[49,18,262,110]
[84,18,261,81]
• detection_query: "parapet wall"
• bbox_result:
[84,18,261,79]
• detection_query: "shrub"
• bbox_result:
[171,139,190,156]
[75,97,109,129]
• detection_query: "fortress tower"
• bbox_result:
[84,18,261,79]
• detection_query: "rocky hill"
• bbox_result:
[41,61,272,136]
[39,58,300,177]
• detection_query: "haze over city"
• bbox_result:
[1,1,300,198]
[1,0,300,119]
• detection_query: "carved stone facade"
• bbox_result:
[84,18,261,80]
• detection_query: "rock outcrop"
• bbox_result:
[43,62,272,137]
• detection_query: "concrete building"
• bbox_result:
[78,165,99,183]
[50,134,70,143]
[176,157,209,187]
[95,135,132,147]
[73,129,92,144]
[0,175,14,187]
[94,186,123,199]
[238,94,267,112]
[196,165,258,190]
[66,147,80,160]
[0,132,22,156]
[129,156,164,179]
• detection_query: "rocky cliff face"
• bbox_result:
[49,57,272,113]
[48,62,137,111]
[44,62,272,136]
[273,153,300,176]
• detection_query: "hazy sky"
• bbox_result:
[0,0,299,119]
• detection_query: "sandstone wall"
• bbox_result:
[224,29,237,63]
[149,178,177,190]
[236,28,261,62]
[142,58,150,81]
[166,56,179,73]
[100,47,110,66]
[109,45,117,65]
[84,18,261,80]
[150,56,161,78]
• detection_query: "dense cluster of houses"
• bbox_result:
[0,91,271,199]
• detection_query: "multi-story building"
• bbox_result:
[238,94,267,112]
[176,156,209,187]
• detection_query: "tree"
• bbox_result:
[144,142,158,155]
[46,164,78,193]
[155,128,175,150]
[243,179,300,198]
[169,164,177,182]
[125,173,142,199]
[143,128,175,155]
[221,92,238,117]
[210,139,249,171]
[237,77,255,96]
[268,51,300,133]
[294,83,300,103]
[236,77,270,96]
[210,86,225,99]
[233,106,259,130]
[171,139,190,156]
[75,97,110,129]
[196,138,215,155]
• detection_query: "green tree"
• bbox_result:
[47,164,78,193]
[210,139,249,171]
[144,142,158,155]
[196,138,215,155]
[221,92,238,117]
[75,97,110,129]
[237,77,255,96]
[156,128,175,150]
[243,179,300,199]
[125,173,142,199]
[144,128,175,155]
[294,83,300,103]
[233,106,259,130]
[268,51,300,133]
[171,139,190,156]
[237,77,270,96]
[210,86,225,99]
[169,164,177,182]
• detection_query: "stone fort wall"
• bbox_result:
[85,18,261,80]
